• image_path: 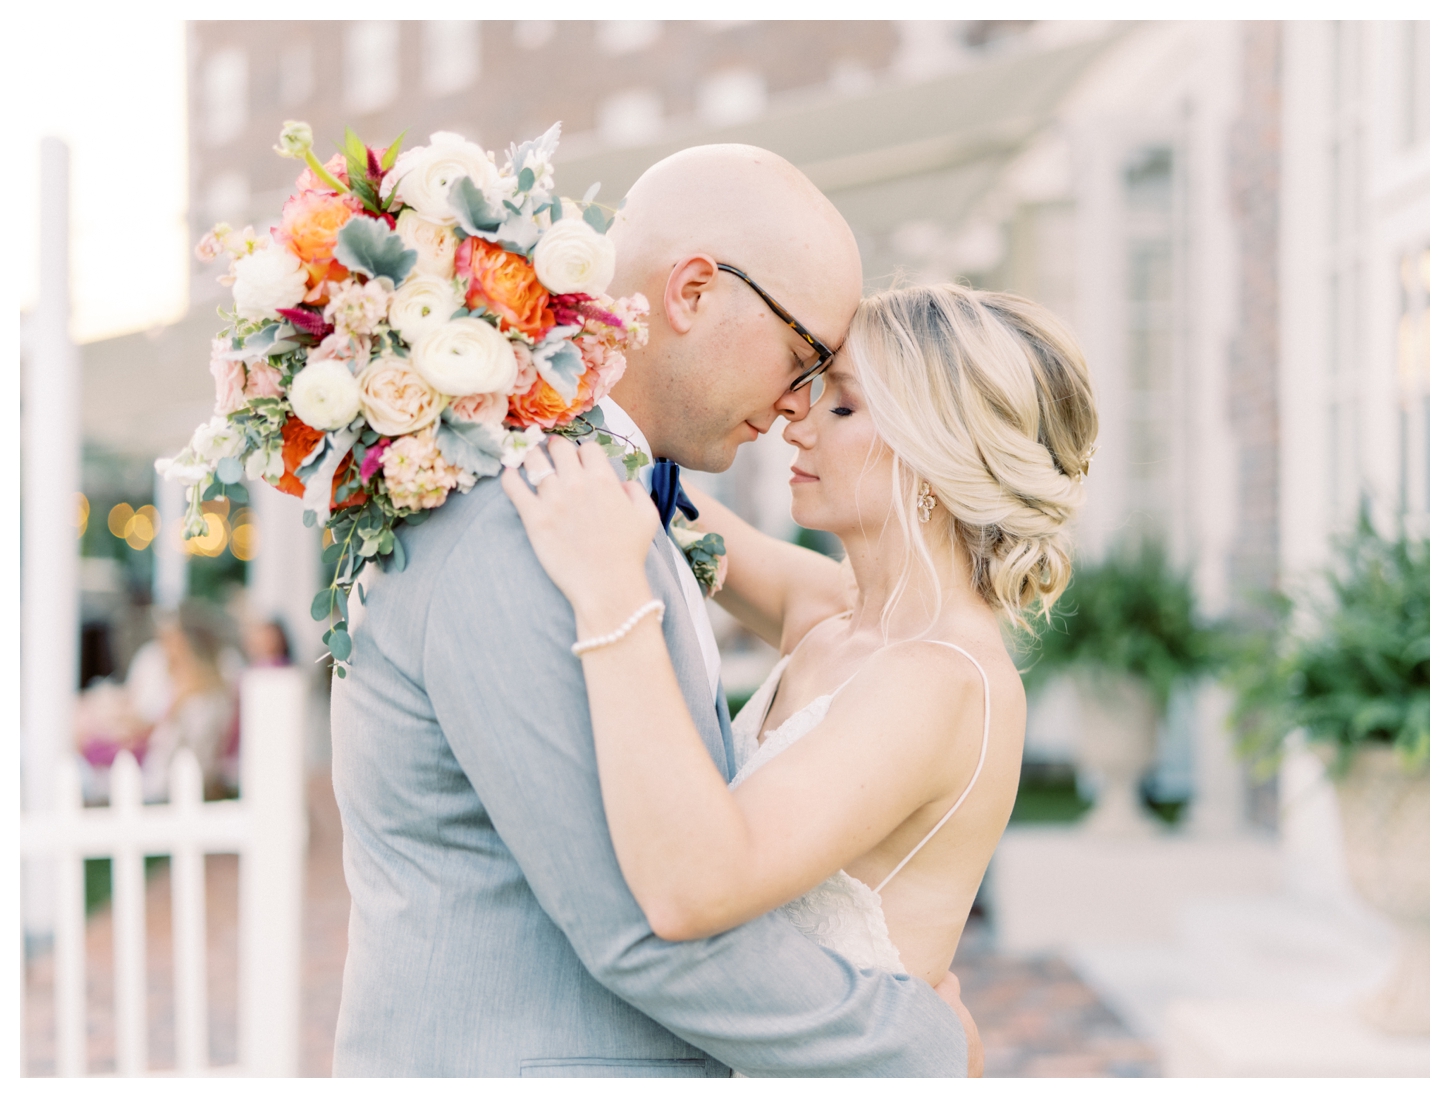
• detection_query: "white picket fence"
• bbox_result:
[20,667,308,1077]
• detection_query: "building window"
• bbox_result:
[698,69,768,127]
[597,21,662,55]
[1397,245,1430,522]
[278,41,314,108]
[203,48,248,146]
[203,172,250,230]
[598,89,664,146]
[345,20,399,115]
[423,21,479,98]
[1122,144,1177,537]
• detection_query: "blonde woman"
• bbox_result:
[503,285,1097,1071]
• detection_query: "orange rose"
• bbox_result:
[276,415,367,507]
[507,366,600,430]
[280,190,365,304]
[456,237,554,340]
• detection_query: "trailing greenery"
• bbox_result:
[1231,515,1429,775]
[1018,538,1224,711]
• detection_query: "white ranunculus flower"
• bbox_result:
[384,132,502,225]
[396,210,461,279]
[411,317,518,397]
[531,218,616,297]
[289,358,363,431]
[231,244,309,320]
[389,274,464,346]
[356,353,446,435]
[190,415,246,462]
[499,426,546,469]
[155,450,213,487]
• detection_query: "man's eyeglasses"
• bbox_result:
[717,263,837,392]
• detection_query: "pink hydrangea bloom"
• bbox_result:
[210,339,247,414]
[381,433,461,511]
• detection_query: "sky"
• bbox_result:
[18,16,189,344]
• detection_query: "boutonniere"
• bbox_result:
[670,516,727,597]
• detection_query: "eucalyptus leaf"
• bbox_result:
[516,166,536,193]
[334,216,418,284]
[216,456,243,484]
[311,588,334,621]
[583,205,609,234]
[327,628,353,662]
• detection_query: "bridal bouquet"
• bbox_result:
[161,121,648,671]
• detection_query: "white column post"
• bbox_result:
[153,469,188,609]
[22,137,82,938]
[246,483,323,665]
[237,668,306,1077]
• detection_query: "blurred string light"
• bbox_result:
[76,493,90,538]
[230,508,257,561]
[107,502,159,551]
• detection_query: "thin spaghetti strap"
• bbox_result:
[873,641,991,895]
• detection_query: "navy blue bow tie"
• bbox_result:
[650,459,699,529]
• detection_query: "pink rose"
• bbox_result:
[210,338,247,414]
[594,349,627,395]
[244,360,284,400]
[448,390,508,428]
[511,342,538,396]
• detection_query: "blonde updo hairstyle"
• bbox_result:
[848,284,1098,631]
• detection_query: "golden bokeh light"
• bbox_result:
[231,523,258,561]
[184,512,230,558]
[202,498,231,518]
[76,493,90,538]
[125,511,156,551]
[108,502,135,537]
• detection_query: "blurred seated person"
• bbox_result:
[75,602,238,804]
[243,617,293,667]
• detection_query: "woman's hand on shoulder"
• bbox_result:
[501,437,659,614]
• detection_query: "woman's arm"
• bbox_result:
[502,440,976,940]
[682,477,853,652]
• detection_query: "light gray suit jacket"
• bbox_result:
[330,475,968,1076]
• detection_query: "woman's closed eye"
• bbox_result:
[830,405,854,417]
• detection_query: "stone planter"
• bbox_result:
[1335,744,1430,1036]
[1075,672,1160,836]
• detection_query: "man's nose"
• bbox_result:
[774,383,812,422]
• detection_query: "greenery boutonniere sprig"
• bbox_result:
[670,516,727,597]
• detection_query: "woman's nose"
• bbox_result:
[782,414,813,449]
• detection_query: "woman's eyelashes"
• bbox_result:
[829,404,854,417]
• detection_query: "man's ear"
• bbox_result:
[662,255,720,336]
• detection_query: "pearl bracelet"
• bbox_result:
[571,598,666,657]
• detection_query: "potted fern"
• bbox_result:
[1021,539,1223,834]
[1233,516,1429,1035]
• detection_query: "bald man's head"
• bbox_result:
[603,145,862,471]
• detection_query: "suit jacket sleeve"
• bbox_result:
[421,490,968,1077]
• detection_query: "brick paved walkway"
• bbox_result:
[25,777,1154,1078]
[951,922,1158,1077]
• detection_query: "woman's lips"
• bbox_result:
[789,466,819,485]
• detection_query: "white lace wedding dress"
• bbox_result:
[727,633,993,977]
